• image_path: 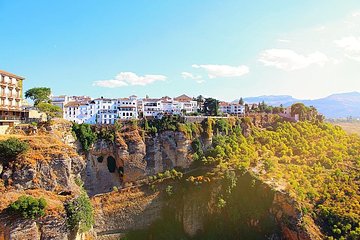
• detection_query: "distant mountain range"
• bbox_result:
[233,92,360,119]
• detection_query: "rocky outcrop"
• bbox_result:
[145,131,192,175]
[0,215,95,240]
[92,188,163,240]
[2,152,84,193]
[271,192,323,240]
[84,129,192,195]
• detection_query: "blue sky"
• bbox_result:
[1,0,360,101]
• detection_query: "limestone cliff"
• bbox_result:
[84,128,192,196]
[0,120,91,240]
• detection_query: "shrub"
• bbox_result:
[72,123,96,151]
[65,193,94,233]
[0,137,29,163]
[165,185,173,197]
[8,195,47,219]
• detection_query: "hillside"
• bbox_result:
[0,117,359,240]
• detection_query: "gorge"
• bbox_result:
[0,115,359,240]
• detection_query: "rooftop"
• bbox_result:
[0,70,25,80]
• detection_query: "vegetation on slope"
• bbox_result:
[65,192,94,233]
[8,195,47,219]
[126,115,360,239]
[0,137,29,163]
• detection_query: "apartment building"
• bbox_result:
[174,94,198,113]
[219,101,245,115]
[0,70,26,125]
[117,96,138,120]
[142,98,162,117]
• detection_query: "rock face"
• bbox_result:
[84,129,192,195]
[271,192,323,240]
[3,154,84,192]
[0,215,94,240]
[0,120,91,240]
[92,188,163,240]
[145,131,192,175]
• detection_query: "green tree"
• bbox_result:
[25,87,51,106]
[238,97,244,105]
[204,98,219,116]
[0,137,29,163]
[37,102,62,118]
[72,123,97,151]
[196,95,205,112]
[65,193,94,233]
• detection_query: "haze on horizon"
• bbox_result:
[1,0,360,101]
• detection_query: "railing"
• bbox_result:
[0,116,23,121]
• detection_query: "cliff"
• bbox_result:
[1,117,354,239]
[0,120,93,240]
[84,127,193,196]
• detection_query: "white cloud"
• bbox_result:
[277,39,291,43]
[191,64,249,78]
[335,36,360,61]
[93,72,166,88]
[181,72,204,83]
[259,49,330,71]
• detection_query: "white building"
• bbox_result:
[219,101,245,115]
[174,94,198,114]
[142,98,162,117]
[64,101,82,123]
[117,96,138,120]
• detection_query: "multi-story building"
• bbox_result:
[174,94,198,114]
[117,96,138,120]
[63,101,82,123]
[142,98,162,117]
[219,101,245,115]
[51,95,90,112]
[51,95,72,110]
[0,70,26,126]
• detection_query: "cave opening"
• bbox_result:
[97,156,104,163]
[107,156,116,173]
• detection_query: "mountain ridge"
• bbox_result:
[233,92,360,118]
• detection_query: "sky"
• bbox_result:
[1,0,360,101]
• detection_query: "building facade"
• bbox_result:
[0,70,26,125]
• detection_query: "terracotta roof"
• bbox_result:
[143,98,161,102]
[174,94,193,102]
[64,101,81,107]
[0,70,25,80]
[219,101,230,107]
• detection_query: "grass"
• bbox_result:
[333,121,360,135]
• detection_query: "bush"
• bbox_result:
[65,193,94,233]
[72,123,97,151]
[165,185,173,197]
[0,137,29,163]
[8,195,47,219]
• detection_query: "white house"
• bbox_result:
[174,94,198,114]
[219,101,245,115]
[142,98,162,117]
[117,97,138,120]
[64,101,82,123]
